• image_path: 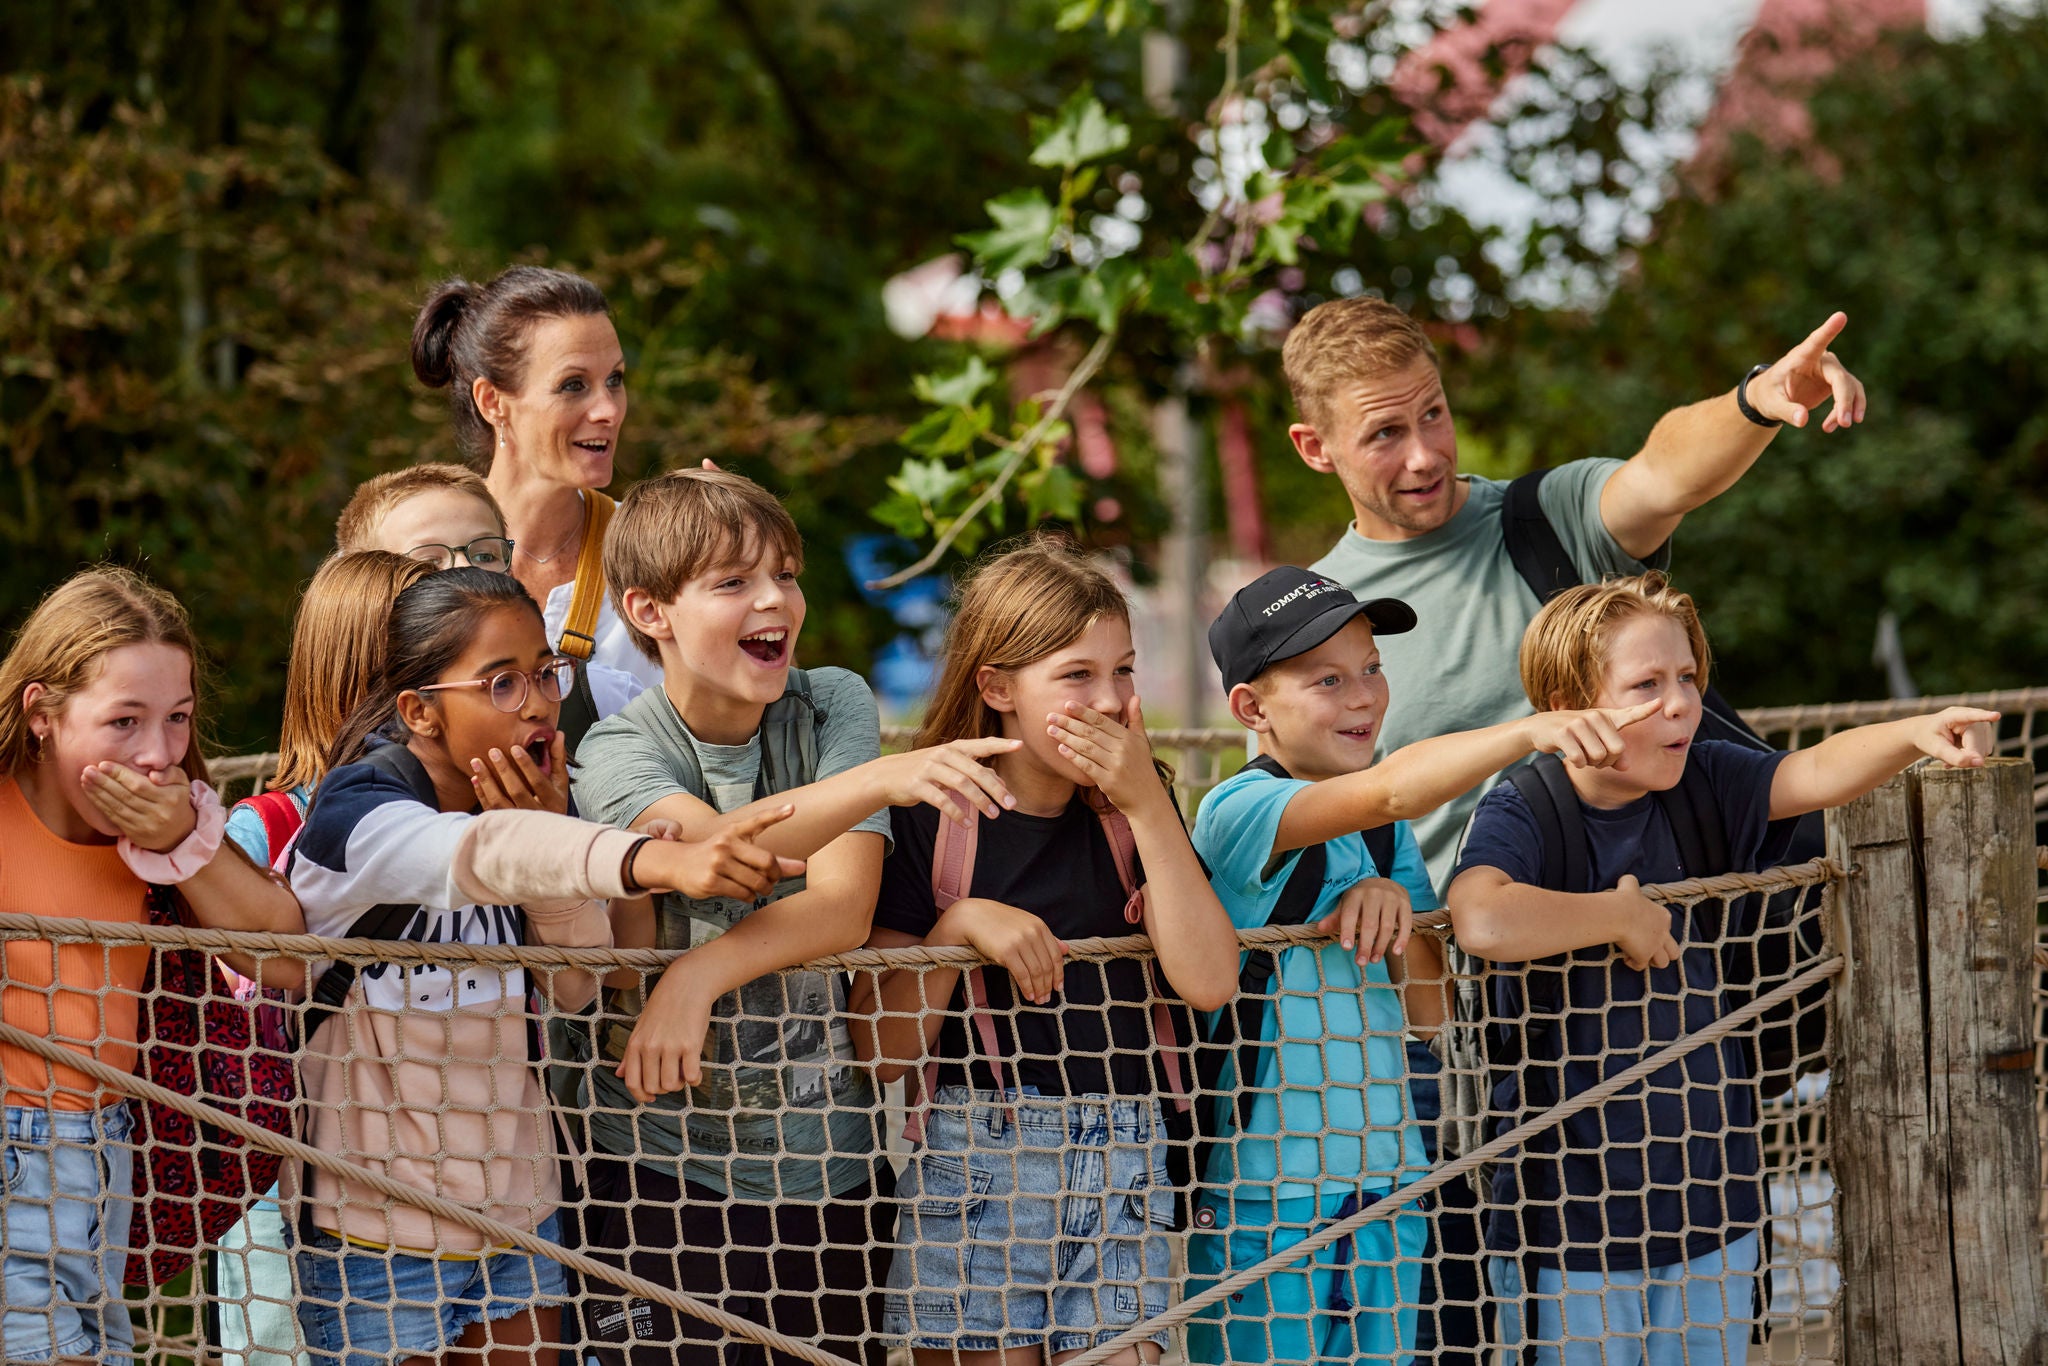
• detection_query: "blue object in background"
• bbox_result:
[844,536,947,713]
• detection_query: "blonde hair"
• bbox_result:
[604,468,804,663]
[917,534,1173,794]
[1519,571,1713,712]
[0,567,211,785]
[336,463,506,553]
[271,552,435,793]
[1281,296,1440,431]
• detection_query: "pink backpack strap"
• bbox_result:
[904,808,1017,1144]
[1091,802,1191,1114]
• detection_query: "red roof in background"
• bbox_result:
[1394,0,1927,155]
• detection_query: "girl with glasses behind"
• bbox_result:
[286,568,804,1366]
[337,463,645,751]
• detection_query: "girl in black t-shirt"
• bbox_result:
[855,534,1237,1366]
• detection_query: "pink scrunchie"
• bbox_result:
[118,780,226,884]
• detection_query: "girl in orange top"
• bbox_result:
[0,568,304,1365]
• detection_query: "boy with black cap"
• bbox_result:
[1186,566,1661,1366]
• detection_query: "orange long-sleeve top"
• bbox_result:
[0,775,151,1109]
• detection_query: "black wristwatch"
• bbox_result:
[1736,363,1781,428]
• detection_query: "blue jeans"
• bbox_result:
[1489,1231,1760,1366]
[884,1089,1175,1355]
[0,1101,136,1364]
[293,1210,567,1366]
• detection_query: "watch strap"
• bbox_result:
[1736,363,1782,428]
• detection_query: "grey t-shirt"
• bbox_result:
[570,666,892,1202]
[1310,461,1666,893]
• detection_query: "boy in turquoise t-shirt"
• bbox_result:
[1188,566,1660,1365]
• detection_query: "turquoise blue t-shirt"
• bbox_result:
[1192,765,1435,1203]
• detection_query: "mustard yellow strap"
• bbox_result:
[558,490,616,661]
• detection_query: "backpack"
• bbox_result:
[1498,468,1828,1099]
[1188,754,1398,1196]
[900,789,1193,1218]
[124,886,298,1287]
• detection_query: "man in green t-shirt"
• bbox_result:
[1293,297,1866,890]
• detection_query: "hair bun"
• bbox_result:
[409,279,474,388]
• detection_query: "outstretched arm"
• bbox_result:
[1600,313,1869,559]
[1769,707,1997,820]
[1270,699,1663,857]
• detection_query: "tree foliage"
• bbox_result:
[1449,8,2048,703]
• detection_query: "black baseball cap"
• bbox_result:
[1208,566,1418,692]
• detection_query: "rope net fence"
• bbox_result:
[0,857,1845,1366]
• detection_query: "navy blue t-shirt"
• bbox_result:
[1453,740,1798,1272]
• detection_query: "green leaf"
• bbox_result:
[1070,257,1142,333]
[1139,250,1220,335]
[870,487,934,539]
[1054,0,1100,30]
[1285,32,1336,108]
[1019,463,1083,524]
[1272,0,1294,41]
[1029,92,1132,171]
[899,403,992,458]
[887,456,966,509]
[957,189,1059,273]
[1011,268,1080,338]
[913,356,997,408]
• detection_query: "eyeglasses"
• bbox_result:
[405,536,516,572]
[416,657,578,713]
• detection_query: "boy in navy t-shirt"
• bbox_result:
[1449,571,1995,1366]
[1187,567,1668,1366]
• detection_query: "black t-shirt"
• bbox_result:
[1454,739,1799,1272]
[873,798,1180,1098]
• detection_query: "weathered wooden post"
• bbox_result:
[1828,757,2045,1365]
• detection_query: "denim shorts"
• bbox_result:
[1,1101,136,1364]
[294,1210,567,1366]
[884,1088,1175,1355]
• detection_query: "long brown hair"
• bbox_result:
[917,533,1173,791]
[272,552,434,793]
[0,567,212,785]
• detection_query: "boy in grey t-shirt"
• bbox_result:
[568,468,1016,1366]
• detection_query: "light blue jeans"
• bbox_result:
[1489,1231,1760,1366]
[1,1101,136,1364]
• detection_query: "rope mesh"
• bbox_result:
[0,860,1845,1365]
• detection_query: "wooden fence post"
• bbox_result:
[1827,757,2045,1365]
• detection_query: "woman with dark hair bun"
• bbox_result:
[409,266,661,743]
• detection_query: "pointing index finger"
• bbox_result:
[1791,311,1848,364]
[730,803,797,840]
[1613,698,1664,728]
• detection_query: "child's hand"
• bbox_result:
[1912,707,2000,768]
[1315,876,1412,966]
[470,733,570,814]
[1047,696,1162,813]
[82,762,196,852]
[1608,875,1681,971]
[635,817,686,842]
[1524,697,1663,770]
[939,897,1067,1005]
[616,959,715,1102]
[635,805,807,901]
[874,737,1021,824]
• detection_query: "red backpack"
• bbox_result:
[124,790,302,1287]
[903,794,1189,1144]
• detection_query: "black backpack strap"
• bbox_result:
[1499,753,1589,1056]
[1501,470,1581,605]
[557,659,600,757]
[1657,756,1729,881]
